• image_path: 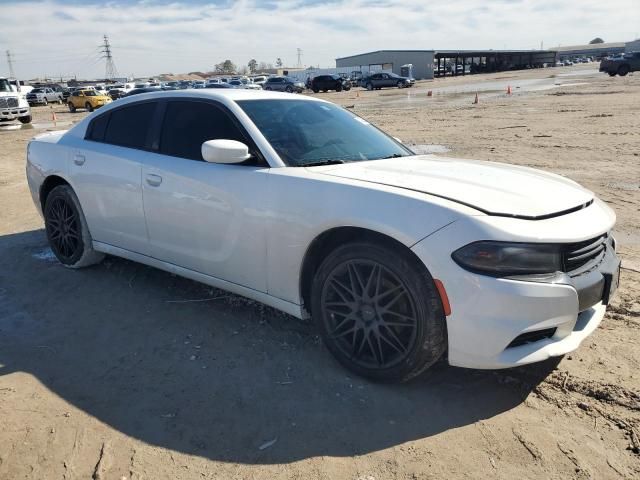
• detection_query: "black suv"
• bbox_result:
[311,75,351,93]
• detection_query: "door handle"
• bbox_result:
[146,174,162,187]
[73,154,86,166]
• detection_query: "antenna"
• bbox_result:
[6,50,15,78]
[101,35,119,80]
[297,48,303,68]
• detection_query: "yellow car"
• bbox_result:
[67,90,111,112]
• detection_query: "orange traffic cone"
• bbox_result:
[473,92,479,104]
[507,85,512,95]
[427,90,433,97]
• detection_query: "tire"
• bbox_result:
[18,115,32,124]
[608,72,617,77]
[58,97,63,104]
[286,86,293,93]
[68,102,76,113]
[618,65,630,77]
[397,81,403,88]
[311,241,446,382]
[366,83,373,91]
[312,88,319,93]
[265,86,272,91]
[336,85,343,92]
[85,102,94,112]
[42,98,48,106]
[44,185,104,268]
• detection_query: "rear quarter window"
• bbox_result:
[86,113,110,142]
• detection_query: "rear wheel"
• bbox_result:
[312,88,319,93]
[618,64,630,76]
[44,185,104,268]
[366,83,373,91]
[608,72,617,77]
[311,242,446,382]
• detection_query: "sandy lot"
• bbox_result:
[0,65,639,479]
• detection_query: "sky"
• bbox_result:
[1,0,639,80]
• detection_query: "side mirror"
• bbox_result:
[201,139,251,164]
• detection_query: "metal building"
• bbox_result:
[551,42,626,60]
[335,50,435,80]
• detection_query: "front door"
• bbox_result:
[141,99,270,292]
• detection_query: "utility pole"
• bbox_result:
[6,50,15,78]
[296,48,302,68]
[101,35,119,80]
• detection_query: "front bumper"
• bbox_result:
[0,107,30,120]
[411,200,619,369]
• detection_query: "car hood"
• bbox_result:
[310,155,594,219]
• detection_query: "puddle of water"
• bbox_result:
[409,144,451,154]
[32,248,58,263]
[0,120,73,133]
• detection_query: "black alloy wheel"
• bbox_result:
[321,259,418,370]
[45,195,81,262]
[312,242,446,382]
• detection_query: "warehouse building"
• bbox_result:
[335,49,556,79]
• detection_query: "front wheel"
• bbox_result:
[312,88,319,93]
[42,98,48,106]
[366,83,373,91]
[18,115,32,124]
[286,86,293,93]
[68,102,76,112]
[311,242,447,382]
[608,72,617,77]
[85,102,94,112]
[397,81,404,88]
[44,185,104,268]
[618,65,630,76]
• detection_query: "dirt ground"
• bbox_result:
[0,65,639,479]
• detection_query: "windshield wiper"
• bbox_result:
[302,159,346,167]
[381,153,403,159]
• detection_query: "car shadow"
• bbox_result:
[0,229,559,465]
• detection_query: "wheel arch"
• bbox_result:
[39,175,71,212]
[299,226,430,314]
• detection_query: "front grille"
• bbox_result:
[562,234,607,275]
[507,328,557,348]
[0,97,19,108]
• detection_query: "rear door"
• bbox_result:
[141,99,270,291]
[69,101,158,253]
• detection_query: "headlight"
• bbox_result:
[452,241,562,275]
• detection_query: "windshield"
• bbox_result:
[238,99,413,166]
[83,91,98,96]
[0,79,12,92]
[31,88,43,93]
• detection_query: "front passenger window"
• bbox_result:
[159,100,250,161]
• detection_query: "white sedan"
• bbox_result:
[26,90,620,382]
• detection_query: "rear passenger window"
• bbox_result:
[86,113,110,142]
[104,102,157,149]
[159,101,247,161]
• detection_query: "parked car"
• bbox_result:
[251,75,267,86]
[262,76,305,93]
[203,83,234,89]
[67,89,112,112]
[123,87,162,97]
[26,87,63,106]
[599,51,640,77]
[27,89,620,382]
[311,74,351,93]
[108,89,125,100]
[363,72,414,90]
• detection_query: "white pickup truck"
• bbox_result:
[0,77,31,124]
[26,87,63,106]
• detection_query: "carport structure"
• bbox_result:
[434,49,556,77]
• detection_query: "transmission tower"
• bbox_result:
[6,50,15,78]
[296,48,302,68]
[101,35,119,80]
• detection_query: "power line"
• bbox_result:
[101,35,119,80]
